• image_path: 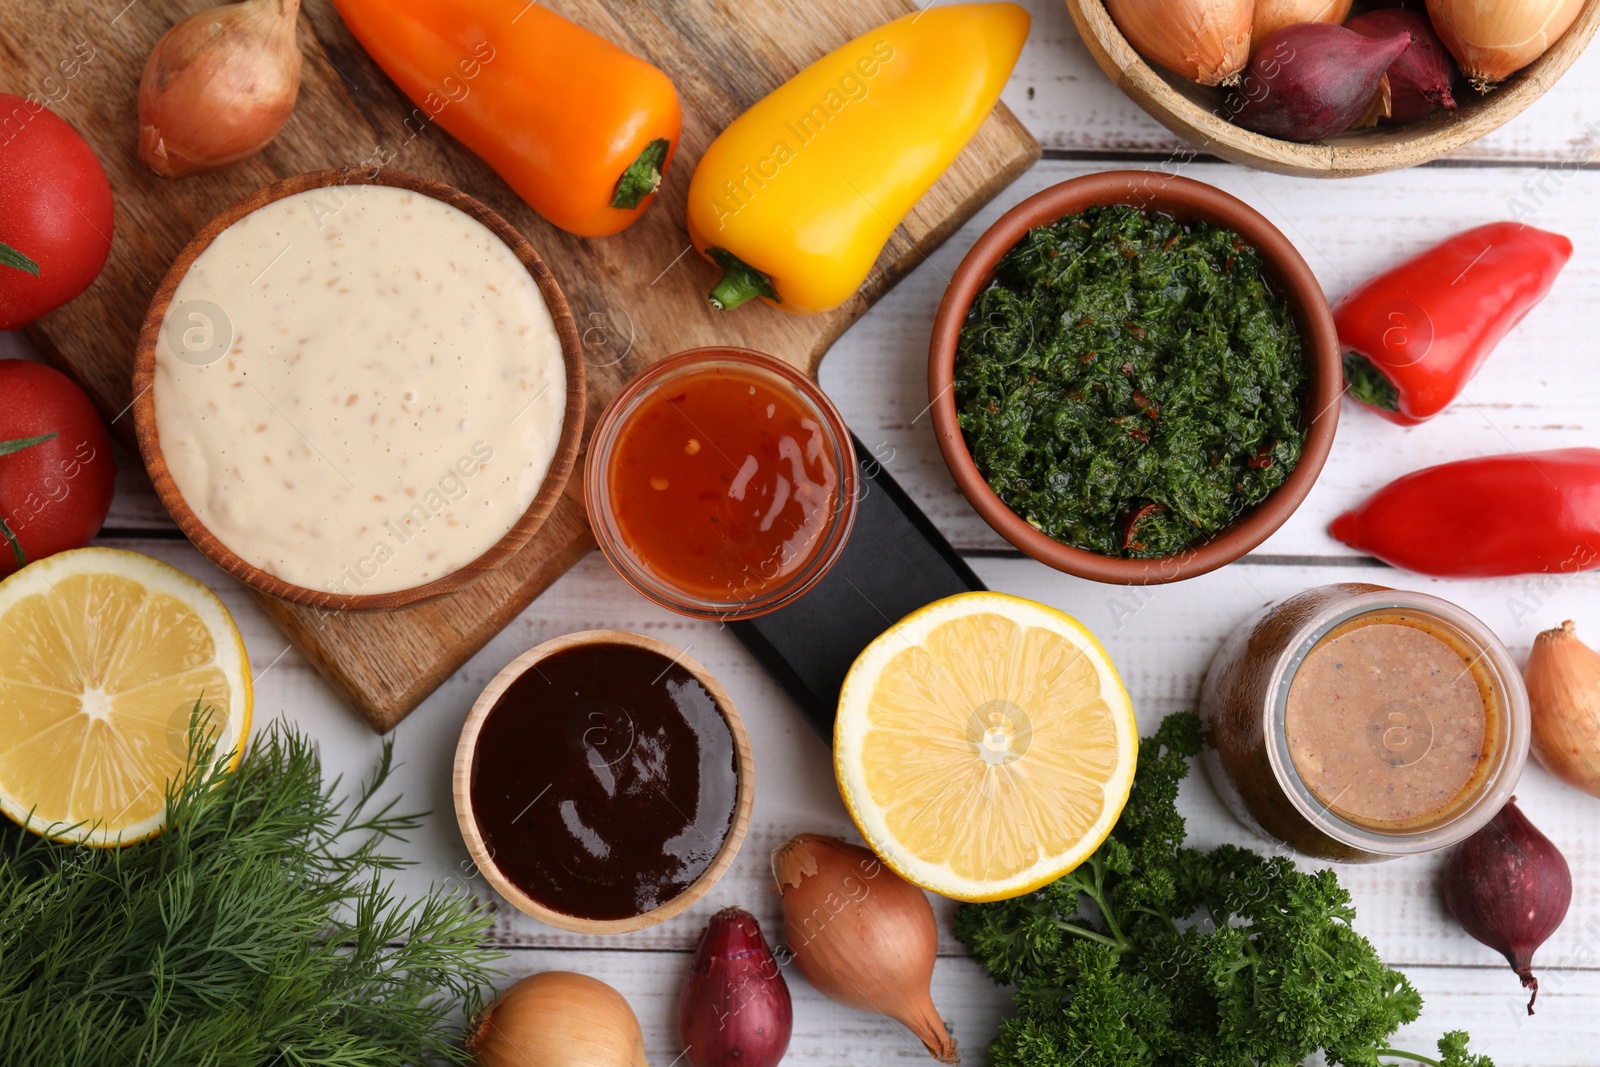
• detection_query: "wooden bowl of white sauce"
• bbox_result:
[133,168,585,611]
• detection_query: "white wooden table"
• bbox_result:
[11,2,1600,1061]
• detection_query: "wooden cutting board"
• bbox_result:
[9,0,1039,731]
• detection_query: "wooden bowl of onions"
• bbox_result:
[1066,0,1600,177]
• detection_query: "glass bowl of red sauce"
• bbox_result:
[586,347,857,620]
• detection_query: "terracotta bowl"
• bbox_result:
[928,171,1341,585]
[452,630,755,934]
[132,167,586,612]
[1065,0,1600,178]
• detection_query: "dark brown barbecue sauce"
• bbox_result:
[468,641,738,920]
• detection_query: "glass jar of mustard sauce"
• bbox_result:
[1199,583,1529,862]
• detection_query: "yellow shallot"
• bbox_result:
[773,834,957,1062]
[1104,0,1253,85]
[138,0,303,177]
[1251,0,1354,51]
[1425,0,1585,89]
[465,972,649,1067]
[1524,619,1600,798]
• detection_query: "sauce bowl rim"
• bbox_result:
[131,166,588,612]
[927,170,1341,585]
[584,345,859,620]
[451,628,756,934]
[1261,588,1531,856]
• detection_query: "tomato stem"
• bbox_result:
[0,431,58,457]
[1342,351,1400,412]
[0,432,54,571]
[0,514,23,570]
[706,248,778,311]
[610,137,671,210]
[0,240,40,277]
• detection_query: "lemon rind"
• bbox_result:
[834,591,1138,902]
[0,548,252,848]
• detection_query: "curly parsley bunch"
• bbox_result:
[955,713,1493,1067]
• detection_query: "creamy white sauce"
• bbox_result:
[153,185,566,596]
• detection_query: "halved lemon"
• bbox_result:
[834,592,1137,902]
[0,548,251,846]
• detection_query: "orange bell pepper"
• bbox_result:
[331,0,681,237]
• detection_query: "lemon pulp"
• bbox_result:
[835,592,1136,901]
[0,549,251,846]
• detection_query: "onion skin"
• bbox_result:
[1525,620,1600,798]
[1442,798,1571,1015]
[138,0,303,178]
[1348,74,1393,128]
[1348,9,1459,122]
[466,971,650,1067]
[1104,0,1252,86]
[1250,0,1354,53]
[678,907,792,1067]
[773,834,957,1063]
[1426,0,1585,90]
[1227,22,1413,142]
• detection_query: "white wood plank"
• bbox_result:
[976,556,1600,980]
[3,18,1596,1063]
[474,945,1012,1066]
[78,159,1600,549]
[0,333,29,360]
[1003,0,1600,162]
[818,158,1600,557]
[102,439,176,529]
[20,163,1600,549]
[113,540,1600,981]
[1388,966,1600,1067]
[467,948,1591,1066]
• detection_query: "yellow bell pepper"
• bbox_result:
[686,3,1030,316]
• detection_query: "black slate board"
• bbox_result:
[730,434,985,740]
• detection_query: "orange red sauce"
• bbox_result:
[606,363,841,603]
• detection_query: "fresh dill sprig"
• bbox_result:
[954,712,1494,1067]
[0,707,501,1067]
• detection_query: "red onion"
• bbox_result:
[678,907,793,1067]
[1442,798,1571,1015]
[1348,9,1459,122]
[1226,22,1413,141]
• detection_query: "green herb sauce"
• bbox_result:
[953,205,1307,558]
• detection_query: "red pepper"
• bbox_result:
[1329,448,1600,577]
[1123,502,1166,552]
[1335,222,1571,426]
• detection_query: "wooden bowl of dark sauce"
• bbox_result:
[453,630,754,933]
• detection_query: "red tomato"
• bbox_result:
[0,95,114,330]
[0,360,115,575]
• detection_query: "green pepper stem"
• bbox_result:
[706,248,779,312]
[610,138,671,211]
[0,240,39,277]
[1341,351,1401,412]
